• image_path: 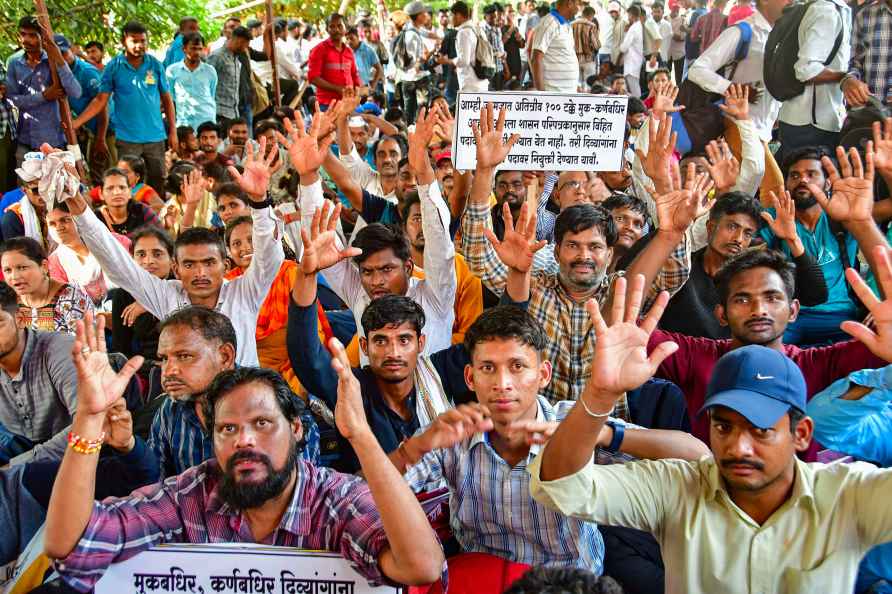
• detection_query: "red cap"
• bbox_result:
[434,150,452,164]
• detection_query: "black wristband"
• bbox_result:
[246,193,273,209]
[605,420,625,454]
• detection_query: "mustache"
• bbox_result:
[382,359,407,367]
[571,259,597,267]
[720,458,765,471]
[226,449,273,473]
[745,317,774,327]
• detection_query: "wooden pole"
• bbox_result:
[264,0,282,108]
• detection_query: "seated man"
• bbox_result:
[1,166,47,247]
[291,110,457,361]
[531,273,892,594]
[195,121,232,169]
[44,321,445,591]
[602,192,649,271]
[390,304,707,585]
[64,140,284,366]
[148,306,318,477]
[659,191,827,338]
[93,167,160,237]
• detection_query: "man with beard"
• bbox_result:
[147,306,318,477]
[760,146,881,345]
[464,104,703,405]
[44,316,446,591]
[647,248,885,459]
[659,191,827,338]
[194,121,232,168]
[531,277,892,594]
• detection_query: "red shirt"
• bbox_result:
[647,329,886,460]
[307,38,362,107]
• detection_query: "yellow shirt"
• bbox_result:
[528,453,892,594]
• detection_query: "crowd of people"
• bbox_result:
[0,0,891,591]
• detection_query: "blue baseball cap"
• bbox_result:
[699,345,806,429]
[53,34,71,53]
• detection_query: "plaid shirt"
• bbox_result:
[55,459,394,591]
[462,199,690,408]
[0,96,16,140]
[848,0,892,103]
[404,397,617,571]
[536,172,560,242]
[148,396,320,479]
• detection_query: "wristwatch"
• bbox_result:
[604,420,625,454]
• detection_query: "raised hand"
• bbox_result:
[226,136,279,198]
[635,112,677,194]
[484,201,547,272]
[840,245,892,362]
[413,404,493,454]
[761,190,800,244]
[329,337,372,442]
[871,118,892,179]
[407,106,441,185]
[718,83,750,121]
[336,89,362,121]
[433,103,455,141]
[180,168,206,205]
[651,81,684,117]
[652,162,714,234]
[704,138,740,195]
[277,111,336,177]
[809,146,875,225]
[471,103,520,170]
[586,274,678,396]
[72,312,144,418]
[299,199,361,275]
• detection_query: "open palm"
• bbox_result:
[705,139,739,193]
[72,313,143,416]
[761,191,799,242]
[872,118,892,177]
[811,148,874,224]
[841,246,892,362]
[300,201,361,274]
[228,137,277,197]
[484,202,546,272]
[472,103,519,169]
[280,112,335,176]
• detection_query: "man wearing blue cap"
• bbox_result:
[529,273,892,594]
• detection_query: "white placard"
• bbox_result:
[452,91,629,172]
[93,543,403,594]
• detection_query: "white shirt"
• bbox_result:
[657,18,674,63]
[453,22,489,92]
[531,13,579,92]
[300,179,457,365]
[74,206,284,367]
[250,37,302,84]
[777,0,851,132]
[688,10,780,142]
[620,21,644,76]
[643,17,663,57]
[669,12,687,60]
[209,36,226,53]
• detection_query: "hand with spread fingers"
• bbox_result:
[718,83,750,121]
[180,168,206,205]
[651,162,714,235]
[704,138,740,195]
[871,118,892,180]
[651,81,684,118]
[408,107,442,185]
[277,111,336,177]
[636,112,677,195]
[840,245,892,363]
[808,146,875,225]
[484,201,548,273]
[226,136,280,199]
[471,103,520,170]
[299,200,362,275]
[761,190,804,256]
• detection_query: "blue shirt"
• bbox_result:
[5,51,82,148]
[100,53,170,144]
[163,34,185,68]
[351,42,380,85]
[148,396,321,479]
[69,57,103,134]
[759,210,857,315]
[165,60,218,130]
[807,365,892,594]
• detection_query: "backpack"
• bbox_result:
[684,7,707,60]
[471,25,497,80]
[763,0,843,102]
[390,28,413,71]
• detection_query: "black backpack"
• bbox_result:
[763,0,843,102]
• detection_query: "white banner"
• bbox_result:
[93,543,403,594]
[452,91,628,172]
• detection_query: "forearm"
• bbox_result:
[621,427,709,460]
[611,229,684,311]
[311,76,343,93]
[846,219,891,290]
[730,119,765,197]
[336,115,355,155]
[530,52,544,90]
[364,114,397,136]
[44,413,103,559]
[323,152,363,210]
[72,95,107,128]
[292,269,317,307]
[96,108,109,141]
[505,267,531,303]
[162,94,177,136]
[540,389,618,481]
[805,68,846,85]
[180,202,198,230]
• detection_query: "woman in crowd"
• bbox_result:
[214,182,251,227]
[116,155,165,214]
[94,167,161,238]
[159,161,219,237]
[0,237,94,334]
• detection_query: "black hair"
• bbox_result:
[536,4,550,16]
[371,134,406,161]
[226,117,248,133]
[590,83,609,94]
[130,225,175,257]
[122,21,147,38]
[554,204,618,247]
[452,1,471,17]
[384,106,406,123]
[224,215,253,248]
[50,201,71,214]
[648,67,671,83]
[215,182,247,202]
[0,282,19,316]
[708,191,761,224]
[202,367,307,440]
[346,26,359,36]
[0,236,47,265]
[464,305,547,359]
[182,31,205,46]
[361,294,426,336]
[102,166,130,186]
[582,6,597,17]
[627,96,647,116]
[18,16,39,32]
[160,305,237,351]
[780,145,834,179]
[602,192,648,218]
[400,191,421,224]
[788,408,806,433]
[397,157,411,173]
[179,16,198,28]
[165,161,198,196]
[272,106,296,123]
[84,40,104,52]
[177,125,195,143]
[254,118,284,137]
[494,168,523,184]
[174,227,227,262]
[352,223,411,266]
[327,13,345,26]
[714,248,795,305]
[231,26,251,41]
[504,567,623,594]
[197,121,220,137]
[628,4,642,17]
[202,162,229,186]
[118,154,147,182]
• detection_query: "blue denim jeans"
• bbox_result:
[0,422,34,465]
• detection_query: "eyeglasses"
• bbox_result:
[560,180,584,192]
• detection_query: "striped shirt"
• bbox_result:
[462,198,690,405]
[847,0,892,103]
[148,397,321,478]
[403,397,610,572]
[54,460,394,592]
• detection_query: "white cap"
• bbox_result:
[608,1,622,12]
[348,116,367,128]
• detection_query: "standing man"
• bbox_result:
[207,26,252,131]
[347,26,383,91]
[841,0,892,108]
[6,16,82,162]
[530,0,580,92]
[72,21,177,197]
[447,1,489,93]
[654,3,673,68]
[166,32,218,132]
[307,14,363,112]
[163,17,200,68]
[83,41,105,71]
[620,4,645,97]
[483,4,507,91]
[209,17,241,53]
[572,6,600,87]
[399,2,435,124]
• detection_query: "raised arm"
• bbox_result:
[484,201,547,303]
